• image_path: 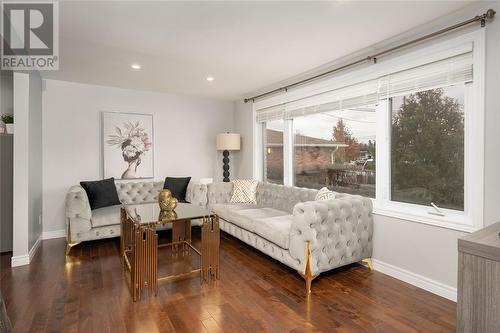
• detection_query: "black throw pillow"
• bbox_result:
[163,177,191,202]
[80,177,121,210]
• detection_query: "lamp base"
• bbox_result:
[222,150,230,182]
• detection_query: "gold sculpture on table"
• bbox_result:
[158,189,177,211]
[158,209,178,222]
[158,189,178,222]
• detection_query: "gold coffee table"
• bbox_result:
[120,202,220,301]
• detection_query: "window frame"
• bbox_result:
[262,119,286,185]
[254,30,485,232]
[374,83,479,232]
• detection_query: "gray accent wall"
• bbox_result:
[0,72,13,252]
[1,72,13,117]
[0,135,13,252]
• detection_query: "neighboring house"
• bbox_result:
[265,129,375,196]
[265,129,348,181]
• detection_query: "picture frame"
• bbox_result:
[102,111,154,179]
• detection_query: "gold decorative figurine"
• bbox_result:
[158,209,178,222]
[158,189,178,211]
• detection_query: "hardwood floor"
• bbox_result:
[0,229,456,332]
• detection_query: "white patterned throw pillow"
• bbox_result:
[230,179,258,204]
[315,187,335,201]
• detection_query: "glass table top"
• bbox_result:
[123,202,213,225]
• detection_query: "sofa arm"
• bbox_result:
[65,185,92,238]
[207,182,234,207]
[289,195,373,275]
[186,182,208,207]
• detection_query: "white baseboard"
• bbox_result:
[372,258,457,302]
[29,236,41,261]
[10,254,30,267]
[11,235,42,267]
[42,229,66,240]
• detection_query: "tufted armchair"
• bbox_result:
[65,181,207,253]
[207,181,373,293]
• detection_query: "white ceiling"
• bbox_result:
[41,1,475,100]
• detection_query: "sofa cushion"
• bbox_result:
[211,203,259,221]
[254,215,293,250]
[90,204,122,228]
[230,179,258,204]
[226,208,288,233]
[116,181,163,204]
[208,182,234,205]
[315,187,335,201]
[163,177,191,202]
[256,182,318,213]
[80,178,121,210]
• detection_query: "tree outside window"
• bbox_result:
[391,86,465,211]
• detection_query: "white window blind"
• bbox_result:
[284,80,378,119]
[378,51,473,98]
[255,104,285,123]
[255,80,378,123]
[255,45,473,123]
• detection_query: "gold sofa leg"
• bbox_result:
[66,242,80,256]
[299,240,318,294]
[66,222,81,256]
[362,258,373,270]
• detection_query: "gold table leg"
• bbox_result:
[201,215,220,284]
[131,224,158,301]
[172,219,192,256]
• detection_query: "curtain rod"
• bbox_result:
[244,8,496,103]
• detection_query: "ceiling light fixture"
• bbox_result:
[131,63,142,70]
[206,76,215,82]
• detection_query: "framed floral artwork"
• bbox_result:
[102,112,154,179]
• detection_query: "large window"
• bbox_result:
[293,106,376,197]
[263,119,284,184]
[391,85,465,211]
[254,32,484,231]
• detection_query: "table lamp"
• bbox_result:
[216,133,241,182]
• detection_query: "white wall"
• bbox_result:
[12,72,43,266]
[482,1,500,228]
[232,100,254,178]
[42,79,234,234]
[234,2,500,300]
[12,73,29,259]
[28,73,43,250]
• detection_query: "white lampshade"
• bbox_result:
[216,133,241,151]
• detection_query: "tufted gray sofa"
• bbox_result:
[207,181,373,292]
[65,181,207,250]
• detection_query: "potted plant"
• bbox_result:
[1,114,13,134]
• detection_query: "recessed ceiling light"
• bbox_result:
[206,76,215,82]
[131,63,142,70]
